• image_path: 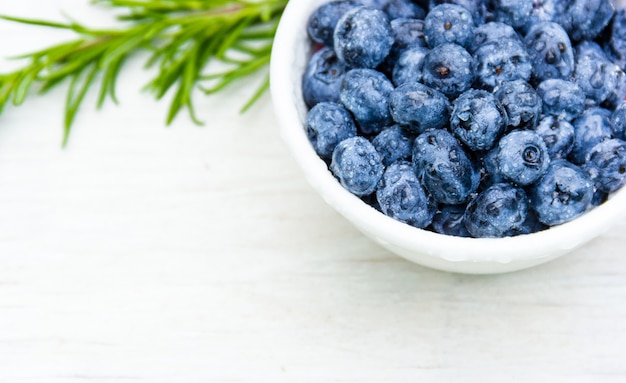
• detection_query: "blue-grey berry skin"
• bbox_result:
[302,47,348,108]
[609,9,626,69]
[512,210,548,235]
[340,69,394,135]
[570,107,613,164]
[430,204,471,237]
[390,18,428,51]
[371,125,414,166]
[389,82,450,134]
[376,161,437,228]
[494,80,542,130]
[575,40,609,62]
[412,129,480,205]
[574,55,623,105]
[583,138,626,193]
[306,102,358,159]
[536,79,586,122]
[486,130,550,186]
[610,101,626,139]
[389,82,451,134]
[603,69,626,109]
[525,22,575,82]
[464,183,529,238]
[491,0,533,29]
[450,89,508,151]
[429,0,487,25]
[470,22,519,53]
[529,159,594,226]
[532,115,575,159]
[424,4,475,50]
[560,0,615,42]
[308,0,362,46]
[379,0,426,20]
[422,43,474,98]
[330,136,384,196]
[522,0,568,33]
[334,7,394,69]
[391,46,429,86]
[473,38,532,90]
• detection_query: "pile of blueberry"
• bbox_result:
[302,0,626,238]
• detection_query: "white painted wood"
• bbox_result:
[0,1,625,382]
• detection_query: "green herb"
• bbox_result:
[0,0,287,145]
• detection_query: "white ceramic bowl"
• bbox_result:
[270,0,626,274]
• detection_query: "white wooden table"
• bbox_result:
[1,2,626,382]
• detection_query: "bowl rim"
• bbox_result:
[269,0,626,264]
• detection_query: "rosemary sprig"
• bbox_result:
[0,0,287,145]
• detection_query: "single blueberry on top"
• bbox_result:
[528,159,594,225]
[389,81,451,134]
[464,183,529,238]
[494,80,542,130]
[376,161,437,228]
[306,102,358,159]
[424,4,475,50]
[429,0,487,25]
[536,79,586,122]
[532,115,575,158]
[450,89,508,151]
[412,129,480,205]
[330,136,384,196]
[371,125,414,166]
[340,69,394,135]
[473,38,532,90]
[485,130,550,186]
[334,7,394,69]
[560,0,615,42]
[308,0,362,46]
[302,47,348,108]
[391,46,429,86]
[470,22,519,53]
[570,107,613,164]
[491,0,533,29]
[610,101,626,139]
[430,204,471,237]
[574,54,623,105]
[583,138,626,193]
[379,0,426,20]
[525,22,575,82]
[422,43,475,98]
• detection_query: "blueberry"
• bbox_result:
[525,22,575,82]
[592,189,609,206]
[371,125,414,166]
[608,9,626,69]
[302,47,348,108]
[389,82,451,134]
[390,18,428,51]
[308,0,362,46]
[340,69,394,135]
[536,79,586,121]
[603,69,626,109]
[570,107,613,164]
[330,136,384,196]
[522,0,568,32]
[512,210,548,235]
[430,204,471,237]
[379,0,426,19]
[494,80,542,130]
[583,138,626,193]
[424,4,475,49]
[306,102,358,159]
[491,0,533,29]
[464,183,529,238]
[429,0,487,25]
[470,21,519,53]
[334,7,394,69]
[532,115,575,158]
[473,38,532,90]
[560,0,615,42]
[575,40,609,62]
[391,46,429,86]
[529,159,594,225]
[450,89,508,151]
[412,129,480,205]
[610,101,626,139]
[376,161,437,227]
[422,43,474,98]
[574,55,623,105]
[485,130,550,186]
